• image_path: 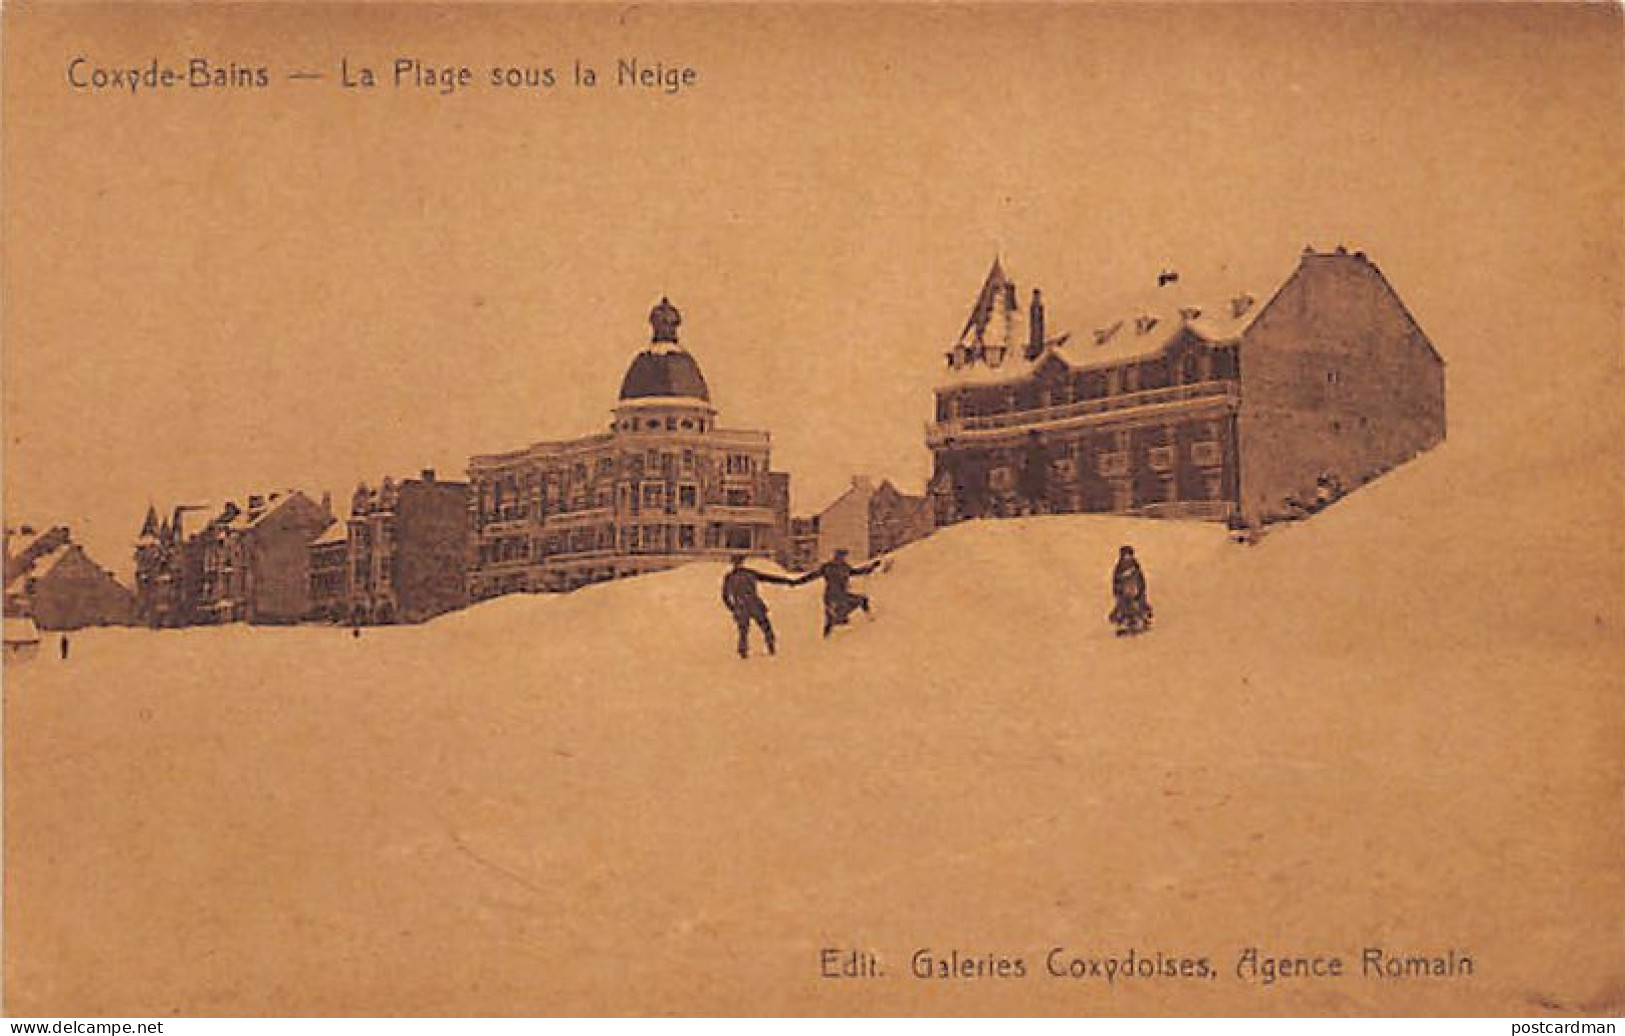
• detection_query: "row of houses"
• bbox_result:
[124,296,933,628]
[11,244,1446,631]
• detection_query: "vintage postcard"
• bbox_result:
[3,1,1621,1019]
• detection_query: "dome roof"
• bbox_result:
[617,296,710,402]
[618,349,710,402]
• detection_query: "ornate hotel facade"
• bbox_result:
[467,298,790,598]
[926,247,1446,529]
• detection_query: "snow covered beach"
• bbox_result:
[6,443,1621,1015]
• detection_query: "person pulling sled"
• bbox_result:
[1110,545,1153,636]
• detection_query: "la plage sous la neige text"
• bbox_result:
[63,55,700,95]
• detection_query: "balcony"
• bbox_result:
[542,506,612,528]
[703,504,775,522]
[928,380,1239,445]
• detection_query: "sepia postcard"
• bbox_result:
[2,1,1622,1019]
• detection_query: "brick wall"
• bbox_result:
[1237,252,1446,524]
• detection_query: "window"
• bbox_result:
[642,483,663,508]
[726,487,751,506]
[678,484,698,509]
[679,525,696,548]
[724,527,753,550]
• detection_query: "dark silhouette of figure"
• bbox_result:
[351,626,361,640]
[721,554,794,658]
[1110,545,1153,636]
[58,634,69,660]
[793,548,882,637]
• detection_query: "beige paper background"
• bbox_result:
[3,1,1622,1017]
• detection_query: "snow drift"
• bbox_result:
[6,436,1622,1016]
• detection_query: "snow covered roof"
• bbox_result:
[619,348,711,403]
[936,261,1277,392]
[218,491,311,532]
[31,544,73,579]
[2,616,40,644]
[310,522,347,547]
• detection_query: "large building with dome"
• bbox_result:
[466,297,791,597]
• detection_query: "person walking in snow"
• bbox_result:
[793,547,884,638]
[1109,545,1153,636]
[721,554,794,659]
[58,633,69,661]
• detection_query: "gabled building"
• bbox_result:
[137,490,334,627]
[193,490,334,624]
[926,247,1446,529]
[800,476,933,568]
[5,527,133,631]
[468,296,791,596]
[133,503,216,627]
[335,470,470,624]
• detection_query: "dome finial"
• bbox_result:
[650,296,681,344]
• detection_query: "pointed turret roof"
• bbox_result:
[138,504,160,543]
[959,256,1017,344]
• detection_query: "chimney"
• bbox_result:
[247,494,264,513]
[421,468,436,483]
[1026,288,1046,360]
[851,475,874,493]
